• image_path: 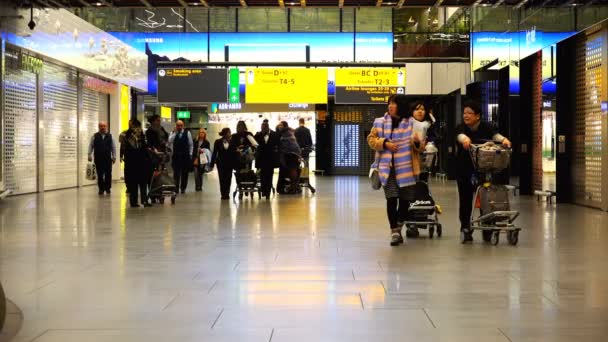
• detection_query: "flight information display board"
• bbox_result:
[157,68,228,103]
[245,68,328,104]
[334,68,406,104]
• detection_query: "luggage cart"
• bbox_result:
[404,150,442,238]
[464,143,521,246]
[148,152,177,205]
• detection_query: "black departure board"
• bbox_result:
[157,68,228,103]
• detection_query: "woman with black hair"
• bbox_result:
[367,94,426,246]
[210,128,237,200]
[277,121,302,194]
[455,101,511,243]
[123,119,152,208]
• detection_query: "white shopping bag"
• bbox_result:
[199,152,208,165]
[86,162,97,181]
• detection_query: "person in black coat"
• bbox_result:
[254,121,279,199]
[230,120,258,171]
[193,128,211,192]
[210,128,236,200]
[455,101,511,242]
[123,119,152,208]
[294,118,313,160]
[168,120,194,194]
[88,121,116,195]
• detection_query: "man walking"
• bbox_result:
[88,122,116,195]
[294,118,313,160]
[168,120,193,194]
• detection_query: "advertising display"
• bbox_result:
[109,32,208,95]
[157,68,228,103]
[334,68,406,104]
[245,68,328,104]
[209,32,393,63]
[6,8,148,91]
[109,32,393,98]
[471,30,575,93]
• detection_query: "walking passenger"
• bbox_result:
[88,121,116,195]
[168,120,193,194]
[455,101,511,243]
[254,121,279,199]
[277,121,302,195]
[367,94,425,246]
[193,128,211,192]
[211,128,236,200]
[123,119,152,208]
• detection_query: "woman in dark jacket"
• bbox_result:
[455,101,511,243]
[211,128,236,200]
[277,121,302,194]
[193,128,211,192]
[123,119,152,208]
[230,120,258,171]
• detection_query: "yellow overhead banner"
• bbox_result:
[335,68,406,87]
[245,68,328,104]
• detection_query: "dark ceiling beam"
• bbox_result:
[493,0,505,7]
[138,0,153,9]
[513,0,529,9]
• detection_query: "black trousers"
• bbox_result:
[127,181,147,206]
[259,166,274,196]
[194,166,206,191]
[218,166,233,198]
[172,162,190,192]
[386,195,414,229]
[457,176,475,230]
[95,159,112,192]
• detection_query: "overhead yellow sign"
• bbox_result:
[335,68,406,87]
[161,106,172,120]
[245,68,328,104]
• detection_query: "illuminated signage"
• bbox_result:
[157,68,228,103]
[120,85,130,132]
[21,54,43,74]
[471,31,576,93]
[245,68,328,104]
[335,68,406,104]
[161,106,172,119]
[176,110,191,119]
[83,76,116,94]
[543,101,552,108]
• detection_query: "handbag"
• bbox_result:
[369,167,381,190]
[86,162,97,181]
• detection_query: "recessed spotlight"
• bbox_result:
[95,2,102,6]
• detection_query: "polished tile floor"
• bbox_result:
[1,174,607,341]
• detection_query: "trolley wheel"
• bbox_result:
[436,224,442,237]
[429,226,435,239]
[170,196,176,205]
[482,230,493,243]
[507,231,519,246]
[159,197,165,204]
[491,231,500,246]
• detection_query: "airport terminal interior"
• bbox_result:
[1,0,608,341]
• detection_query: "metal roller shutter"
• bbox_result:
[42,63,78,191]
